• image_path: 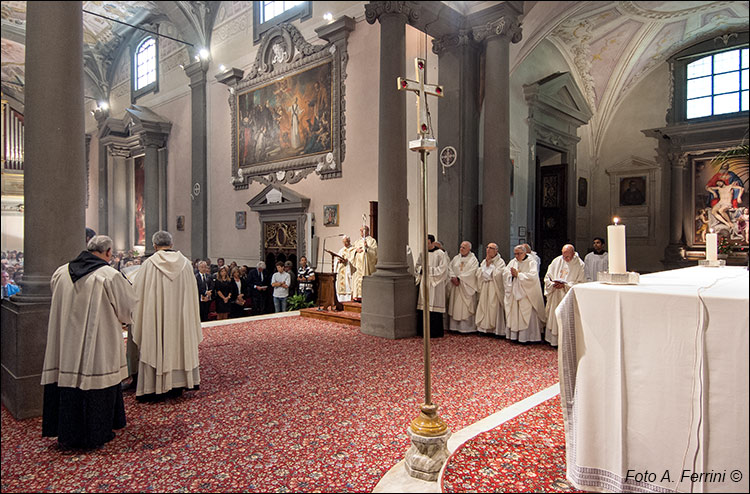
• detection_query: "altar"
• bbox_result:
[557,266,749,493]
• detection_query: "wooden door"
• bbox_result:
[536,164,567,272]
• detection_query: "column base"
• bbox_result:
[404,427,452,482]
[1,298,50,419]
[360,272,417,339]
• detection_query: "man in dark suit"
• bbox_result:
[248,261,271,315]
[196,261,214,322]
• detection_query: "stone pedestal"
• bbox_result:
[360,274,417,339]
[1,299,50,419]
[404,428,451,481]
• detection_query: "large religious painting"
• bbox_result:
[134,158,145,246]
[237,61,332,167]
[223,22,349,189]
[693,157,749,247]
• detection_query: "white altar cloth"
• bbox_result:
[557,266,749,493]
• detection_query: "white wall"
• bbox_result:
[592,63,670,273]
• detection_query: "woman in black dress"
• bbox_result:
[229,267,248,318]
[214,266,235,320]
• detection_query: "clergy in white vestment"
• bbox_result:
[415,234,449,338]
[503,244,547,342]
[131,231,203,401]
[351,225,378,300]
[543,244,585,346]
[475,242,508,335]
[447,241,480,332]
[335,235,357,302]
[41,235,137,449]
[583,236,609,282]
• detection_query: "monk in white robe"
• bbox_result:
[583,236,609,282]
[415,235,449,338]
[131,231,203,401]
[447,241,479,333]
[543,244,585,346]
[335,235,357,302]
[475,242,508,335]
[352,225,377,300]
[503,244,546,342]
[42,235,137,449]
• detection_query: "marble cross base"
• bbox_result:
[404,427,451,481]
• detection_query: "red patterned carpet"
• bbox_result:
[2,317,561,493]
[442,397,582,493]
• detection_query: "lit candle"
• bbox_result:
[705,229,718,262]
[608,217,627,274]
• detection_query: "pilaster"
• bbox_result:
[184,59,210,259]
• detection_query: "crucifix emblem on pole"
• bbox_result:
[398,58,443,148]
[398,57,450,482]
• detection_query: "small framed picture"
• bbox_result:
[619,176,646,206]
[518,226,526,237]
[323,204,339,227]
[235,211,247,230]
[176,215,185,231]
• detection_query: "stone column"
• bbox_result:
[361,1,419,339]
[184,59,209,259]
[107,147,131,252]
[666,152,687,257]
[433,30,480,253]
[473,10,522,257]
[1,1,85,419]
[93,107,110,234]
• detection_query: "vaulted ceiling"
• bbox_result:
[1,1,748,141]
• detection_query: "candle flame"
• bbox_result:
[613,217,619,225]
[710,228,714,233]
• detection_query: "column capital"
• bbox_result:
[669,152,689,169]
[472,16,522,44]
[432,29,476,55]
[92,107,110,127]
[184,58,210,88]
[365,1,420,26]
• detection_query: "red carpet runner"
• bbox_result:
[442,397,583,493]
[2,317,561,492]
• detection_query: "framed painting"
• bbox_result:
[235,211,247,230]
[223,23,349,189]
[323,204,339,227]
[619,176,646,206]
[176,215,185,231]
[692,156,748,246]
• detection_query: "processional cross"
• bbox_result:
[398,58,448,440]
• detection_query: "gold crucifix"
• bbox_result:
[398,58,444,137]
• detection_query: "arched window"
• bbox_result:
[686,47,749,119]
[132,36,158,100]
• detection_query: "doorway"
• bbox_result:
[535,144,567,272]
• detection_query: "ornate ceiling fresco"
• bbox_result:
[1,1,217,104]
[1,1,748,146]
[516,1,748,153]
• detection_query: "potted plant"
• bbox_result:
[287,293,314,311]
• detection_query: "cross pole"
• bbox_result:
[398,57,447,438]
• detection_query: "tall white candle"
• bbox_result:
[608,217,627,274]
[705,231,718,261]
